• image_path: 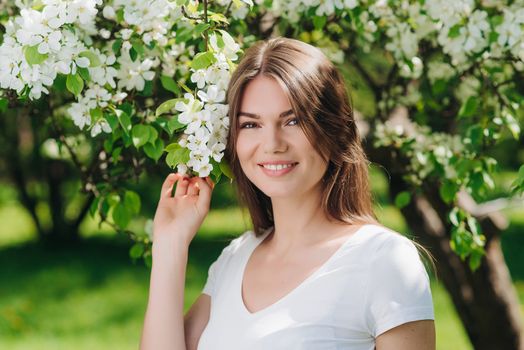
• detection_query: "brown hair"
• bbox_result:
[225,37,379,237]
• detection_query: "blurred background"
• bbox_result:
[1,1,523,348]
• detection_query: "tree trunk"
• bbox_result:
[1,107,93,245]
[368,144,523,350]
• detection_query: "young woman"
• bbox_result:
[140,37,435,350]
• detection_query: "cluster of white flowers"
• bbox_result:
[0,0,102,99]
[426,0,490,67]
[494,4,524,61]
[68,84,128,136]
[0,0,247,177]
[173,31,241,177]
[263,0,524,79]
[102,0,177,46]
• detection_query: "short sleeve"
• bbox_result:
[202,243,232,297]
[365,235,435,337]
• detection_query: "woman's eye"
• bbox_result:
[240,122,258,129]
[286,118,299,126]
[239,119,297,129]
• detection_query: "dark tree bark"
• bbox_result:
[0,106,94,244]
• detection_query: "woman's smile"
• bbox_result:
[258,162,299,177]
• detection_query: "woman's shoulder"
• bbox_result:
[359,223,416,251]
[361,224,428,278]
[220,229,259,256]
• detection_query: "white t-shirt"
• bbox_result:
[197,224,434,350]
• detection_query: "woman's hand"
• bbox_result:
[152,173,215,251]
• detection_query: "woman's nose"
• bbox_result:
[263,126,288,154]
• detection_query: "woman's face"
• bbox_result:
[235,75,328,199]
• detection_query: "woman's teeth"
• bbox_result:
[262,163,295,171]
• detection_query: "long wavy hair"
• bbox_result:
[225,37,379,236]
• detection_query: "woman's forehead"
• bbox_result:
[238,76,292,117]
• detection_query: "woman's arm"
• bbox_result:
[139,174,214,350]
[140,234,190,350]
[376,320,435,350]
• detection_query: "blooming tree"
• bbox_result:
[1,1,523,347]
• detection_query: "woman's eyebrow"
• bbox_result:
[237,109,294,119]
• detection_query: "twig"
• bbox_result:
[181,5,204,21]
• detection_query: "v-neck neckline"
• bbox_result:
[238,224,373,317]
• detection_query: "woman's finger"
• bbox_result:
[160,173,180,199]
[204,176,215,189]
[196,177,213,209]
[174,176,190,197]
[187,177,200,196]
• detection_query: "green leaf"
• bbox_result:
[160,75,181,95]
[458,96,479,118]
[79,50,101,67]
[112,39,123,54]
[147,125,158,144]
[448,24,461,38]
[193,22,211,37]
[124,190,141,214]
[439,181,458,204]
[99,198,110,220]
[116,109,132,136]
[66,73,84,96]
[132,124,151,149]
[165,147,190,168]
[112,202,131,228]
[313,16,327,30]
[219,161,234,180]
[129,47,138,61]
[165,142,182,152]
[209,13,229,24]
[107,192,120,207]
[90,107,103,121]
[116,8,124,22]
[52,74,67,91]
[112,147,122,162]
[155,117,171,134]
[175,26,193,44]
[168,116,185,134]
[77,67,91,81]
[156,98,182,117]
[466,125,483,147]
[144,138,165,162]
[469,250,483,271]
[89,196,100,217]
[510,165,524,195]
[129,242,145,259]
[131,38,145,56]
[106,113,119,131]
[191,51,216,70]
[24,45,48,65]
[0,98,8,113]
[394,191,411,209]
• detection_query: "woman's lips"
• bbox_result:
[258,163,298,177]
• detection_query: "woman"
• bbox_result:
[140,37,435,350]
